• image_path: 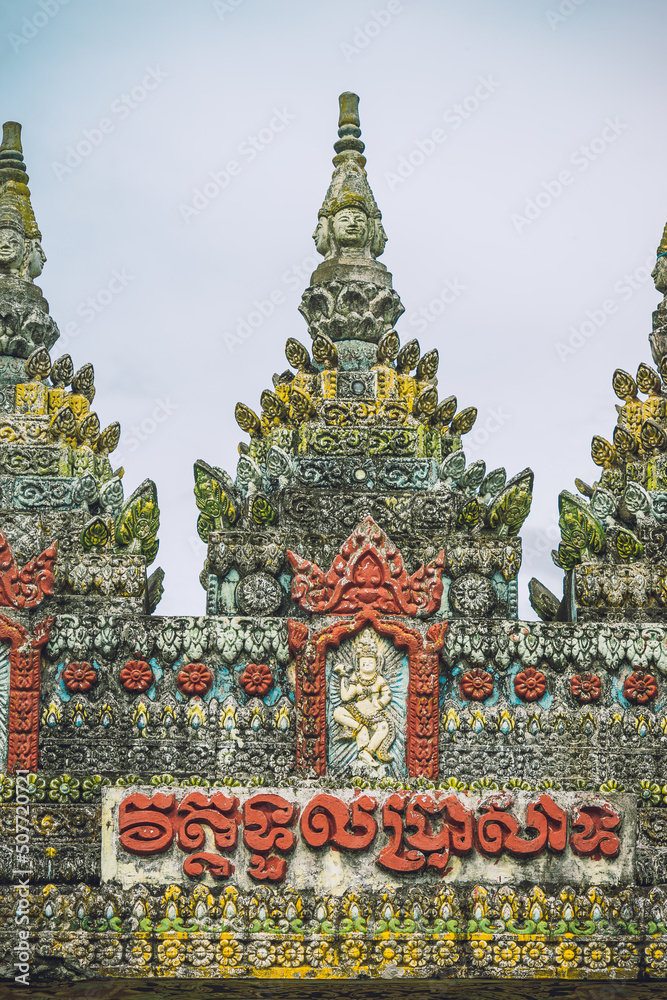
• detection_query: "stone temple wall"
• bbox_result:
[2,97,667,998]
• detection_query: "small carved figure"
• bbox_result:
[0,223,25,275]
[25,239,45,279]
[652,253,667,295]
[332,205,369,252]
[332,629,395,768]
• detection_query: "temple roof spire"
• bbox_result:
[334,92,365,161]
[0,121,58,357]
[0,122,42,245]
[301,94,402,366]
[310,93,389,288]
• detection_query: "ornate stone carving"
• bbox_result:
[0,527,55,608]
[331,628,398,770]
[0,123,59,356]
[4,612,52,770]
[288,516,445,618]
[290,608,445,778]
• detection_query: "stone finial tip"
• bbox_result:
[657,219,667,261]
[338,93,360,130]
[1,122,23,155]
[334,93,364,158]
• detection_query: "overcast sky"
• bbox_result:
[0,0,665,618]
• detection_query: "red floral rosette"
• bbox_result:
[120,659,154,693]
[240,663,274,697]
[623,670,658,705]
[460,667,493,702]
[177,662,213,697]
[570,673,601,704]
[62,661,97,693]
[514,666,547,702]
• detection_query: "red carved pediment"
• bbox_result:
[0,529,57,609]
[287,516,445,617]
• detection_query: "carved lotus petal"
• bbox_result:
[337,286,367,315]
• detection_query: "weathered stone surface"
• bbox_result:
[3,97,667,995]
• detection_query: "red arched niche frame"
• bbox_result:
[1,614,53,772]
[288,609,446,779]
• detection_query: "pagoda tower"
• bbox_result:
[1,97,667,997]
[195,93,534,638]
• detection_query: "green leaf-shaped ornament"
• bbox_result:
[81,516,109,551]
[115,478,160,565]
[193,459,237,529]
[557,491,606,558]
[487,469,534,536]
[616,528,643,561]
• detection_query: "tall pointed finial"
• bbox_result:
[300,94,404,367]
[311,93,388,273]
[0,121,58,358]
[0,122,41,246]
[0,123,29,184]
[651,218,667,373]
[334,92,365,161]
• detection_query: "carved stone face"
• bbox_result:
[332,206,369,249]
[0,227,25,269]
[372,220,388,258]
[653,255,667,295]
[358,654,377,678]
[26,240,46,279]
[312,217,329,256]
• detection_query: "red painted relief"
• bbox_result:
[623,670,658,705]
[290,609,445,778]
[287,516,445,617]
[290,619,324,778]
[62,661,97,693]
[177,661,213,696]
[570,672,601,703]
[176,792,241,853]
[514,666,547,702]
[119,792,177,855]
[377,792,474,874]
[6,613,53,772]
[476,794,568,858]
[119,790,242,878]
[120,659,154,693]
[239,662,274,696]
[300,792,378,849]
[460,668,494,702]
[570,801,621,858]
[116,789,622,881]
[242,794,298,883]
[0,530,57,609]
[183,852,234,878]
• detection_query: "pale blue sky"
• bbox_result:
[0,0,665,616]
